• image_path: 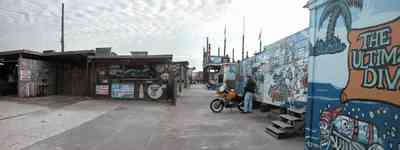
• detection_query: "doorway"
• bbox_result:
[0,60,18,96]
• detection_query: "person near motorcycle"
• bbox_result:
[243,75,256,113]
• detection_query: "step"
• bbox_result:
[265,125,285,139]
[288,107,305,114]
[280,114,301,121]
[272,120,294,129]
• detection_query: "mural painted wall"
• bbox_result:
[95,63,169,100]
[306,0,400,149]
[262,29,309,108]
[237,56,255,95]
[223,63,238,89]
[238,29,309,109]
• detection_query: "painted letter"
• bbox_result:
[363,68,377,88]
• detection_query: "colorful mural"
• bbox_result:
[238,29,309,109]
[223,63,238,89]
[306,0,400,149]
[237,56,255,95]
[103,64,160,79]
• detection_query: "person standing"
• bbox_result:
[243,76,256,113]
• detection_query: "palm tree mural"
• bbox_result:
[319,0,363,40]
[312,0,363,56]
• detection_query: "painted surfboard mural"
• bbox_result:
[305,0,400,149]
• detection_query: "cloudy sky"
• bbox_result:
[0,0,309,70]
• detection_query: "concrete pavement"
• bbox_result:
[0,100,119,150]
[20,85,304,150]
[0,101,47,121]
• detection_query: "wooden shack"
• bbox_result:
[88,54,174,100]
[0,50,94,97]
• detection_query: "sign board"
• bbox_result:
[96,85,109,95]
[111,83,135,99]
[147,84,163,100]
[208,56,222,65]
[19,70,31,81]
[342,18,400,106]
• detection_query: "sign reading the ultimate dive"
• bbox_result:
[342,17,400,106]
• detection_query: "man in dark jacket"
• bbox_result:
[243,75,256,113]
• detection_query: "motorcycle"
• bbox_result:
[209,88,244,113]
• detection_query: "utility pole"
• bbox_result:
[202,47,206,63]
[61,1,64,52]
[223,24,226,57]
[241,17,245,60]
[208,44,211,57]
[232,48,235,62]
[259,28,262,53]
[206,37,209,55]
[218,47,220,57]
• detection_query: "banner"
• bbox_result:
[342,17,400,106]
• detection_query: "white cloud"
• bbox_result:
[0,0,309,71]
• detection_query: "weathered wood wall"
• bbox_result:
[18,57,56,97]
[57,63,89,96]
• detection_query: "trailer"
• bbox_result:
[305,0,400,149]
[236,29,309,138]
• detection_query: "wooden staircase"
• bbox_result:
[265,107,305,139]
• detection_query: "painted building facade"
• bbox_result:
[0,50,184,101]
[89,55,173,100]
[305,0,400,149]
[238,29,309,110]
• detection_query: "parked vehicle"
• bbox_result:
[209,88,244,113]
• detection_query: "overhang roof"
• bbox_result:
[173,61,189,65]
[88,55,173,63]
[42,50,95,56]
[0,49,42,56]
[0,49,95,57]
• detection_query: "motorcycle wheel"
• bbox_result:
[237,102,244,112]
[210,99,224,113]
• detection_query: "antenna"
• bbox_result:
[61,1,64,52]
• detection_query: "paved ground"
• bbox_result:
[0,100,119,150]
[0,101,47,121]
[1,85,304,150]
